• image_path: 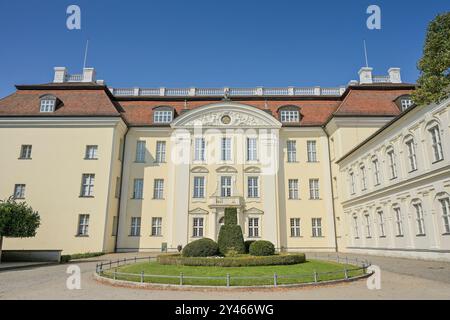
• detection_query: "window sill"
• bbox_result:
[247,236,261,239]
[152,198,165,200]
[442,233,450,236]
[150,235,163,237]
[288,198,301,201]
[396,235,404,238]
[134,161,146,164]
[366,236,372,239]
[75,234,89,237]
[287,161,299,164]
[416,233,426,237]
[432,158,444,165]
[379,235,386,238]
[354,237,360,240]
[307,161,319,163]
[154,161,166,164]
[290,236,303,238]
[18,158,32,160]
[84,158,98,160]
[309,198,322,201]
[13,197,25,200]
[408,169,418,173]
[79,196,95,198]
[128,235,141,237]
[131,198,144,200]
[311,236,324,238]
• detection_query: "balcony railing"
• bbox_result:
[65,74,83,82]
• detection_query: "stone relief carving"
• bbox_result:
[184,111,266,127]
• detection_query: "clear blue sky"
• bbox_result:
[0,0,449,97]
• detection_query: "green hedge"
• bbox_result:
[182,238,219,257]
[249,240,275,256]
[60,251,104,263]
[244,240,256,253]
[217,208,245,255]
[157,253,306,267]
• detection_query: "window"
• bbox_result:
[287,140,297,162]
[247,177,259,198]
[280,110,299,122]
[130,217,141,236]
[153,110,173,123]
[221,137,232,161]
[133,179,144,199]
[77,214,89,236]
[309,179,319,200]
[153,179,164,199]
[394,207,403,236]
[290,218,301,237]
[439,198,450,234]
[19,145,32,159]
[353,215,359,238]
[288,179,299,199]
[387,149,398,179]
[307,141,317,162]
[413,203,426,235]
[248,218,259,237]
[80,174,95,197]
[378,210,386,237]
[135,141,146,163]
[429,125,444,162]
[360,165,367,191]
[247,138,258,161]
[364,213,371,238]
[194,138,206,161]
[13,184,26,199]
[401,98,413,111]
[220,176,232,197]
[405,139,417,172]
[349,172,356,195]
[193,217,204,237]
[85,145,98,160]
[40,97,56,112]
[193,177,205,198]
[112,216,118,236]
[155,141,166,163]
[151,217,162,236]
[372,158,381,186]
[312,218,322,237]
[115,177,121,198]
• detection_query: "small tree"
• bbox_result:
[412,12,450,106]
[217,208,245,255]
[0,198,40,263]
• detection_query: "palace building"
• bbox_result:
[0,66,449,261]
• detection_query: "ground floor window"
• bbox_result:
[364,213,371,238]
[151,217,162,236]
[248,217,259,238]
[312,218,322,237]
[130,217,141,236]
[290,218,301,237]
[440,198,450,233]
[393,207,403,236]
[193,217,204,237]
[413,203,426,236]
[77,214,89,236]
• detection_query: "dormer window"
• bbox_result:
[401,98,413,111]
[153,106,174,124]
[278,105,301,123]
[39,95,57,112]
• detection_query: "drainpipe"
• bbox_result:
[322,127,339,253]
[114,126,130,252]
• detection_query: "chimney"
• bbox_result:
[53,67,67,83]
[388,67,402,83]
[82,67,96,82]
[358,67,373,84]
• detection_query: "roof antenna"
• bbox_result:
[83,39,89,69]
[363,40,369,67]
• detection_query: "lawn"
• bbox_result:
[101,259,365,286]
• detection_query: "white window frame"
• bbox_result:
[387,149,397,179]
[364,213,371,238]
[287,140,297,162]
[401,98,413,111]
[349,171,356,195]
[247,137,258,162]
[155,141,166,163]
[133,178,144,199]
[429,125,444,162]
[405,139,417,172]
[151,217,162,236]
[193,176,205,199]
[130,217,141,236]
[220,176,232,197]
[153,179,164,199]
[248,217,260,238]
[221,137,232,161]
[353,215,359,239]
[247,176,259,198]
[360,165,367,191]
[309,179,319,200]
[288,179,299,200]
[413,202,426,235]
[77,214,90,236]
[280,110,299,122]
[153,110,173,123]
[394,207,403,236]
[194,137,206,162]
[439,198,450,234]
[290,218,301,237]
[312,218,322,237]
[372,158,381,186]
[378,210,386,237]
[307,140,317,162]
[85,145,98,160]
[193,217,204,237]
[20,145,32,159]
[13,184,26,199]
[135,141,146,163]
[81,174,95,197]
[40,99,56,112]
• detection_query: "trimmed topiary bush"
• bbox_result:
[244,240,256,253]
[182,238,219,257]
[217,208,245,255]
[249,240,275,256]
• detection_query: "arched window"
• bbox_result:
[404,135,418,172]
[359,162,367,191]
[386,146,398,179]
[39,94,58,112]
[352,214,359,239]
[349,170,356,195]
[411,199,426,236]
[371,156,381,186]
[436,193,450,234]
[426,122,444,162]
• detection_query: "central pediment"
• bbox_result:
[171,102,282,129]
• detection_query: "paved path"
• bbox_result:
[0,252,449,299]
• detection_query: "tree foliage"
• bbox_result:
[0,198,40,238]
[412,12,450,105]
[217,208,245,255]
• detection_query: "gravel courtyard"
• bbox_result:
[0,252,449,300]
